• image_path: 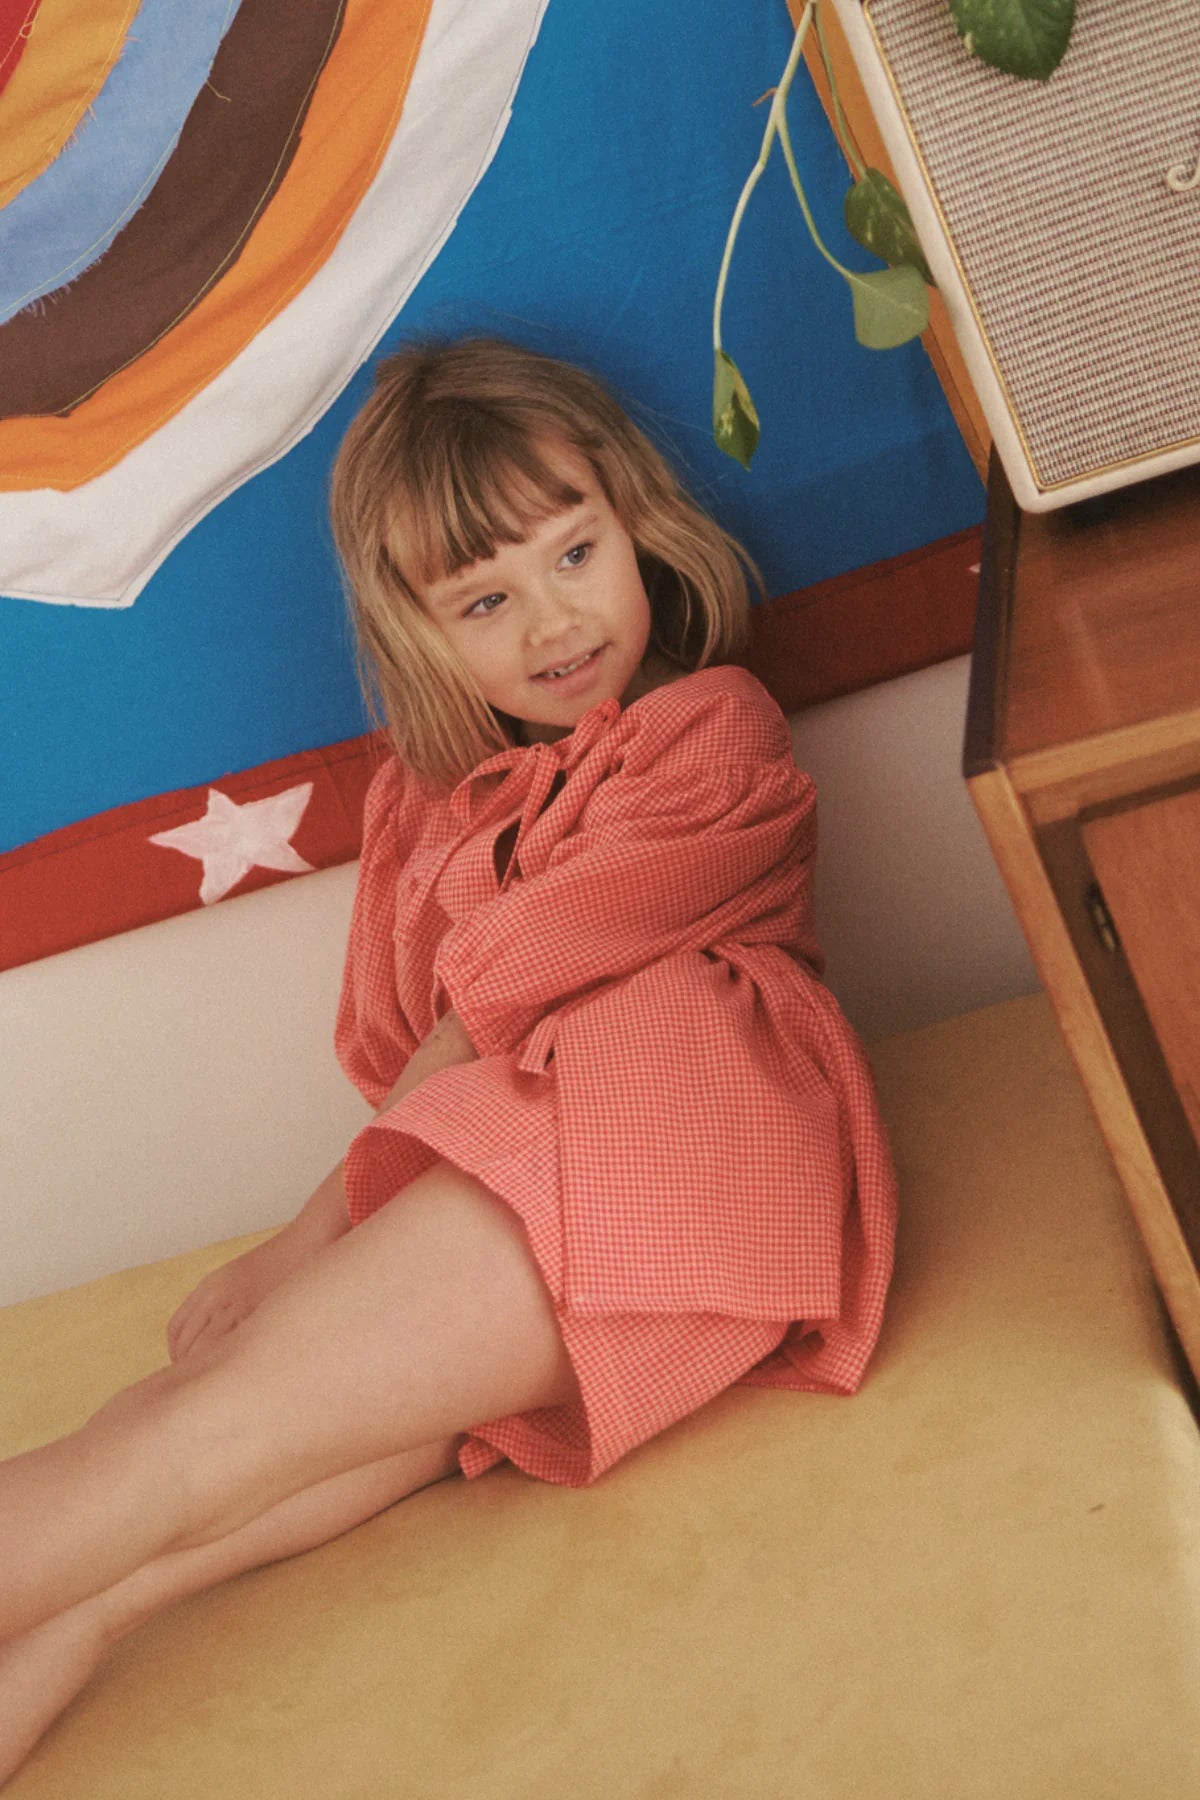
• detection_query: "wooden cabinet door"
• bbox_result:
[1083,785,1200,1146]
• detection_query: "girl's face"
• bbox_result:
[417,450,656,743]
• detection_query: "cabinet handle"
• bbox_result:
[1085,882,1122,956]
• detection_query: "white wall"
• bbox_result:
[1,866,369,1307]
[789,657,1036,1042]
[0,656,1037,1305]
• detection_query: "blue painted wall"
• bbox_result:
[0,0,983,854]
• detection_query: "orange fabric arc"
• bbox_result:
[0,0,137,209]
[0,0,432,491]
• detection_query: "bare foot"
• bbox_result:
[0,1606,110,1788]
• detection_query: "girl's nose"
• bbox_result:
[525,584,579,643]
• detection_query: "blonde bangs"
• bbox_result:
[390,424,585,590]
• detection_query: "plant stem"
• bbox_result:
[813,5,865,180]
[774,94,851,279]
[712,2,815,353]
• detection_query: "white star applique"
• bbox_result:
[148,784,315,906]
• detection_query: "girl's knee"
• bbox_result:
[90,1335,229,1431]
[82,1354,273,1552]
[90,1364,185,1430]
[139,1375,290,1551]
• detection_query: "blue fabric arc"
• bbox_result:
[0,0,241,327]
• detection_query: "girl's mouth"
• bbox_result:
[533,645,605,691]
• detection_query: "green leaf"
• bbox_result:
[844,169,935,286]
[713,349,760,468]
[845,264,929,350]
[949,0,1075,82]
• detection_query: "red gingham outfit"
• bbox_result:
[335,665,897,1487]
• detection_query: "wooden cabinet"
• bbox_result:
[964,457,1200,1379]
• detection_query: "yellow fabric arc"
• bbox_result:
[0,0,138,209]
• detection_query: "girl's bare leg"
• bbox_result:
[0,1157,578,1643]
[0,1437,461,1787]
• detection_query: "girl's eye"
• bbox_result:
[465,592,505,618]
[562,542,592,569]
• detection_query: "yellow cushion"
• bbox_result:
[5,993,1200,1796]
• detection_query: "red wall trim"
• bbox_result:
[744,524,981,714]
[0,736,383,973]
[1,527,981,972]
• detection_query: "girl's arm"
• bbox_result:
[288,1009,479,1247]
[166,1010,478,1361]
[435,697,817,1059]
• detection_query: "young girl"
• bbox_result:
[0,337,896,1782]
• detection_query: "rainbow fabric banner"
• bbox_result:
[0,0,548,602]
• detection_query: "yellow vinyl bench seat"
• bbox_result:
[4,993,1199,1798]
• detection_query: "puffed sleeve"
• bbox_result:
[334,753,423,1103]
[434,679,821,1058]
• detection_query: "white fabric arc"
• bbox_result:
[0,0,550,607]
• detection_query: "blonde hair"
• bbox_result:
[330,336,759,789]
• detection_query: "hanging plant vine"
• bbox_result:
[713,0,1077,468]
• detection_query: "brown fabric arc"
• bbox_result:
[0,0,346,418]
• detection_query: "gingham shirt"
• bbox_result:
[336,665,896,1404]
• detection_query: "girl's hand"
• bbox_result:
[166,1227,315,1362]
[166,1015,477,1362]
[166,1160,352,1362]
